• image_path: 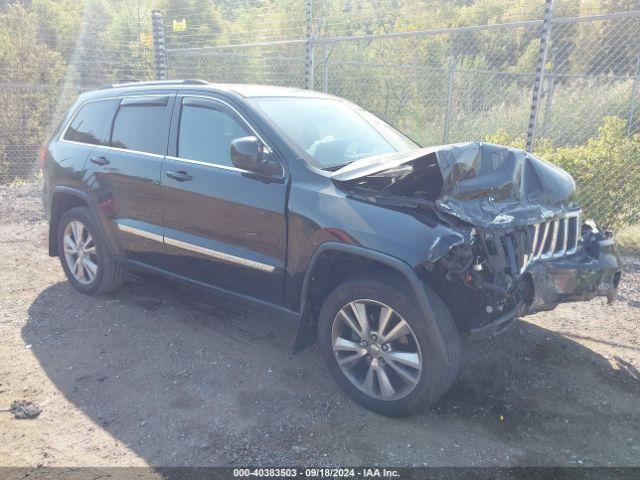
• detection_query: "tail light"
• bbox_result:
[38,147,47,170]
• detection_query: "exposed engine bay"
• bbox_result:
[332,142,623,335]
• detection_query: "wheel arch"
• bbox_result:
[293,241,449,366]
[48,188,90,256]
[48,187,117,258]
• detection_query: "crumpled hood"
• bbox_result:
[331,141,577,228]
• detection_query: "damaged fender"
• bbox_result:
[332,141,623,333]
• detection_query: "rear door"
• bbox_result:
[84,93,175,264]
[57,97,119,188]
[159,95,288,305]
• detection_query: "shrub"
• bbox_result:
[485,116,640,229]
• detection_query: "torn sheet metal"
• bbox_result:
[332,141,577,228]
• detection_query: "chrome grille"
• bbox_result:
[522,211,581,272]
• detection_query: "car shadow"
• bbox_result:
[23,275,640,466]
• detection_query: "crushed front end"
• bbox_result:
[332,141,623,336]
[458,213,622,336]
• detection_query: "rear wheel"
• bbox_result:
[318,272,461,416]
[57,207,127,295]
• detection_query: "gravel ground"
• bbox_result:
[0,182,639,467]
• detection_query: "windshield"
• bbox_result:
[249,96,420,169]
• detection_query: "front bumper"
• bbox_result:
[526,229,622,314]
[467,223,622,337]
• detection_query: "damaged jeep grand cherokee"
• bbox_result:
[42,81,623,416]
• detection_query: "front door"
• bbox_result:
[160,95,288,305]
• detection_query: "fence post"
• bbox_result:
[541,48,556,137]
[525,0,554,152]
[151,10,167,80]
[443,48,456,144]
[305,0,315,90]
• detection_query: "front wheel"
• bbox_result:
[57,206,127,295]
[318,272,461,416]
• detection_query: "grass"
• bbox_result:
[1,172,41,188]
[5,177,30,188]
[617,224,640,256]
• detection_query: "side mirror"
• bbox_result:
[230,136,280,176]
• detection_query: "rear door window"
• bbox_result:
[110,97,170,155]
[177,101,251,167]
[63,99,119,145]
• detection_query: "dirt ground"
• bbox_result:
[0,182,639,467]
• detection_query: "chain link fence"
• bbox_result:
[165,5,640,148]
[0,1,155,184]
[1,0,639,228]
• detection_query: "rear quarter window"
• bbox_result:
[63,99,119,145]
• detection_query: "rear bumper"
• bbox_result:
[526,230,622,314]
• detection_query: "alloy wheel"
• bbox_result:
[331,299,422,401]
[63,220,98,285]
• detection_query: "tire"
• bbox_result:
[318,271,461,416]
[57,206,127,295]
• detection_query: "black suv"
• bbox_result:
[42,80,622,416]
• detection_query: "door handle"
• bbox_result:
[90,156,110,166]
[166,170,193,182]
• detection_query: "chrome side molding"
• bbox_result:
[116,222,275,273]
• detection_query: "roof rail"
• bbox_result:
[99,79,209,89]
